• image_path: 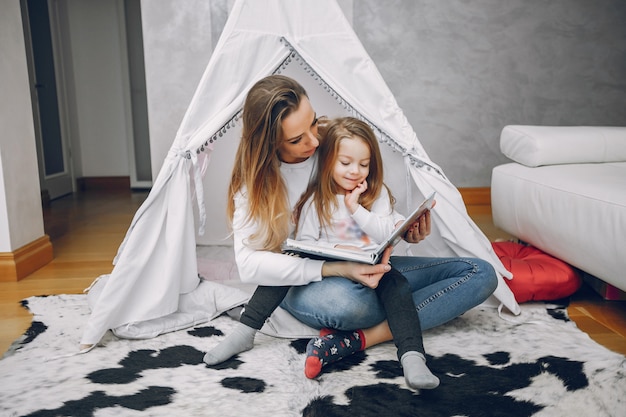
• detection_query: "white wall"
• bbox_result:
[63,0,130,178]
[0,1,45,251]
[0,0,131,252]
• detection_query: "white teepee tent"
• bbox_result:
[81,0,520,347]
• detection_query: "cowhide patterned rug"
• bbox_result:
[0,294,624,417]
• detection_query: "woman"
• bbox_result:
[204,75,497,374]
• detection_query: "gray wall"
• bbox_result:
[355,0,626,186]
[141,0,215,179]
[137,0,626,187]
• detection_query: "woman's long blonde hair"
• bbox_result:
[294,117,394,234]
[228,75,308,251]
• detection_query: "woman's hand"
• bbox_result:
[321,246,392,289]
[402,208,432,244]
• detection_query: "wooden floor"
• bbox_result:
[466,205,626,355]
[1,191,624,356]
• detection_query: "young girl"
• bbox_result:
[293,117,439,389]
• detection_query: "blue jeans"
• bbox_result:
[281,256,498,331]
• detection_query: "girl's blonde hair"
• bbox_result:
[294,117,394,233]
[228,75,308,251]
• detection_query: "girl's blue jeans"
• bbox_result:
[281,256,498,331]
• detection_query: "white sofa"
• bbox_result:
[491,125,626,297]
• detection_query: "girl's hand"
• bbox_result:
[403,209,432,244]
[345,180,368,214]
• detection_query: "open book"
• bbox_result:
[282,192,436,265]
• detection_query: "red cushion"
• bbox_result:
[492,241,582,303]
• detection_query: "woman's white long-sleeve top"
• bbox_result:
[232,154,325,286]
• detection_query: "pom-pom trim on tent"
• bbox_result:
[193,37,445,180]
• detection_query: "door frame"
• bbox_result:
[21,0,75,202]
[118,0,152,189]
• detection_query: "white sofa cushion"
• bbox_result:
[491,161,626,292]
[500,125,626,167]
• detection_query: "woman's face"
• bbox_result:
[332,137,371,193]
[278,96,319,163]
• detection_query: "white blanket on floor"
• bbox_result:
[86,273,319,340]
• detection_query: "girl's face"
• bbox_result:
[278,96,319,163]
[332,137,370,193]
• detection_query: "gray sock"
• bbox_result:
[203,323,257,365]
[400,351,440,390]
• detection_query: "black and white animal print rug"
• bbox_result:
[1,294,624,417]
